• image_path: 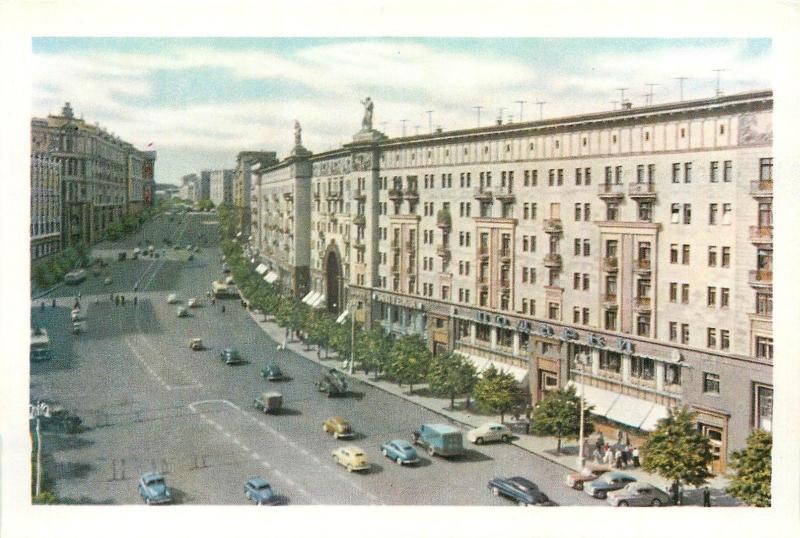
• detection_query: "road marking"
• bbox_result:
[124,337,171,390]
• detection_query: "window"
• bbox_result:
[720,287,730,308]
[531,203,537,219]
[671,203,680,224]
[573,273,581,290]
[557,169,564,185]
[584,203,590,221]
[681,323,689,344]
[703,373,720,394]
[582,239,590,256]
[681,283,690,304]
[721,246,731,268]
[665,364,681,386]
[600,352,621,374]
[670,244,679,264]
[684,162,692,183]
[636,315,651,337]
[575,203,582,221]
[614,166,622,184]
[605,166,612,184]
[582,308,589,325]
[755,336,773,360]
[669,282,678,302]
[606,202,619,221]
[669,322,678,342]
[683,203,692,224]
[707,287,717,306]
[759,158,773,181]
[605,310,617,331]
[585,168,591,185]
[548,302,560,320]
[636,164,644,183]
[631,356,654,379]
[573,308,581,324]
[710,161,719,182]
[754,384,773,432]
[638,201,652,222]
[682,244,690,265]
[756,292,772,316]
[548,169,555,186]
[720,330,730,351]
[574,238,581,256]
[523,203,529,219]
[721,203,732,225]
[583,274,590,290]
[672,163,680,183]
[709,203,718,225]
[708,247,717,266]
[723,160,732,182]
[575,168,582,185]
[707,328,717,348]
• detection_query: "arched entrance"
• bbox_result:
[325,248,342,313]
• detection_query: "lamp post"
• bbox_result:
[349,300,355,375]
[576,352,589,469]
[30,402,50,497]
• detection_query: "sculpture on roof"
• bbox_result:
[360,97,374,131]
[294,120,302,147]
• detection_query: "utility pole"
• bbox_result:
[400,119,408,138]
[536,101,546,120]
[425,110,433,134]
[515,100,526,122]
[713,69,728,97]
[675,76,688,101]
[349,302,355,375]
[473,106,483,128]
[576,353,589,469]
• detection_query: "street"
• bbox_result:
[31,211,604,506]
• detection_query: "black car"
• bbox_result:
[260,362,286,381]
[488,476,557,506]
[220,347,243,365]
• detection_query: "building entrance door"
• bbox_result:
[537,370,558,402]
[325,250,341,313]
[699,423,725,475]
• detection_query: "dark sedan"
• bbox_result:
[220,347,243,365]
[488,476,556,506]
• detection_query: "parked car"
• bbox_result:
[607,482,671,507]
[467,422,512,445]
[118,252,127,261]
[585,471,637,499]
[103,277,112,285]
[176,306,189,318]
[260,362,286,381]
[488,476,556,506]
[138,472,172,505]
[253,392,283,414]
[189,338,204,351]
[380,439,420,465]
[565,463,612,490]
[316,369,348,397]
[167,293,179,304]
[243,476,278,505]
[220,347,243,364]
[187,297,200,308]
[412,423,465,458]
[331,446,370,472]
[323,416,354,439]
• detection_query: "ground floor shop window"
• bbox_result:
[599,351,621,375]
[631,356,654,380]
[498,328,513,348]
[476,323,491,343]
[754,384,773,432]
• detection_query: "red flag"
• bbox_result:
[146,142,153,147]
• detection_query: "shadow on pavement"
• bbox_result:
[448,449,493,463]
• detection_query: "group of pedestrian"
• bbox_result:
[110,294,136,306]
[591,433,640,469]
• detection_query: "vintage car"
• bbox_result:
[103,277,112,285]
[70,307,81,322]
[253,392,283,414]
[176,306,189,318]
[585,471,637,499]
[323,416,354,439]
[488,476,556,506]
[260,362,286,381]
[189,338,204,351]
[412,423,465,458]
[379,439,420,465]
[565,463,613,490]
[467,422,512,445]
[316,369,348,397]
[220,347,243,365]
[331,446,370,472]
[166,293,179,304]
[187,254,194,261]
[607,482,671,507]
[138,472,172,505]
[187,297,200,308]
[243,476,278,505]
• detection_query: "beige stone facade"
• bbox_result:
[30,153,61,260]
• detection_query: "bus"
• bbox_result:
[211,279,239,298]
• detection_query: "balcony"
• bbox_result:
[473,186,493,201]
[436,245,451,259]
[352,188,366,201]
[628,182,657,199]
[601,256,618,272]
[597,182,625,199]
[633,258,651,274]
[543,253,562,268]
[749,225,773,244]
[635,296,652,311]
[436,209,452,229]
[388,188,403,201]
[495,186,515,203]
[543,219,563,234]
[748,269,773,289]
[283,192,293,201]
[354,239,366,251]
[353,214,366,227]
[500,249,512,263]
[750,180,773,198]
[403,187,419,201]
[478,245,489,258]
[326,191,341,201]
[603,293,618,308]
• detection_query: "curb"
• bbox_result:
[32,282,65,300]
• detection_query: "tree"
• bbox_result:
[727,429,771,507]
[641,407,713,501]
[427,352,478,409]
[356,326,392,379]
[387,335,431,393]
[197,198,215,211]
[530,385,593,453]
[473,365,528,425]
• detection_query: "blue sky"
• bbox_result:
[32,38,771,185]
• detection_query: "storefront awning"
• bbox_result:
[255,263,268,275]
[265,271,278,283]
[236,232,242,238]
[458,352,528,383]
[311,293,326,309]
[336,310,349,324]
[568,381,669,432]
[301,291,315,304]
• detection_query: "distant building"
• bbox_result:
[198,170,211,201]
[209,169,235,206]
[180,173,198,202]
[30,153,61,260]
[142,151,157,207]
[235,151,277,237]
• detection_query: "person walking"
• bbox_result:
[614,448,623,469]
[621,444,630,467]
[221,305,226,313]
[115,296,120,306]
[596,432,605,454]
[703,486,711,507]
[603,447,614,466]
[133,296,138,306]
[121,295,125,306]
[40,301,45,311]
[52,299,56,308]
[632,446,640,467]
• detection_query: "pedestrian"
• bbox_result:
[524,418,531,435]
[78,291,82,300]
[121,295,125,306]
[614,448,622,468]
[595,433,604,453]
[669,482,680,505]
[603,447,613,466]
[52,299,56,308]
[115,296,120,306]
[40,301,45,311]
[133,296,138,306]
[221,305,225,313]
[632,446,640,467]
[110,293,114,303]
[703,486,711,507]
[621,444,630,467]
[211,297,216,306]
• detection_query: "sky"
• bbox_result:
[31,38,772,185]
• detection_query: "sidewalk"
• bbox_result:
[243,305,738,506]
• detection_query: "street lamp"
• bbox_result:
[576,352,590,469]
[349,300,355,375]
[29,402,51,497]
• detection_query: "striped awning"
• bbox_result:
[255,264,268,275]
[265,272,278,283]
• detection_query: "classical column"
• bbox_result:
[470,322,477,345]
[655,361,665,392]
[512,332,520,356]
[591,349,600,376]
[622,354,631,384]
[490,326,497,350]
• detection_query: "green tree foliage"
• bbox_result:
[727,429,771,507]
[32,491,61,504]
[427,352,478,409]
[356,326,392,379]
[641,407,713,496]
[196,198,215,212]
[530,385,593,453]
[474,365,528,425]
[386,335,431,393]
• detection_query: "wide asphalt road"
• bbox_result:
[30,211,604,506]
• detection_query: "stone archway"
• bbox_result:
[324,247,342,314]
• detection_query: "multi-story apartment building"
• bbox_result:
[198,170,211,201]
[209,169,235,207]
[235,151,277,237]
[30,153,62,260]
[124,143,146,216]
[249,90,773,472]
[31,102,153,246]
[142,150,157,208]
[180,173,198,202]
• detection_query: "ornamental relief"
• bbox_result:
[353,152,372,171]
[738,112,772,146]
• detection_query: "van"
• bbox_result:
[412,423,465,457]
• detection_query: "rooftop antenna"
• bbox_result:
[675,76,688,101]
[497,107,505,125]
[515,100,527,122]
[473,105,483,128]
[400,119,408,138]
[425,110,433,134]
[645,83,658,106]
[713,69,728,97]
[616,87,628,105]
[536,101,546,120]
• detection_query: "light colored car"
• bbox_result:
[187,297,200,308]
[331,446,370,472]
[585,471,637,499]
[467,422,512,445]
[70,308,81,322]
[189,338,204,350]
[176,306,189,318]
[167,293,179,304]
[103,277,112,285]
[324,416,354,439]
[607,482,671,507]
